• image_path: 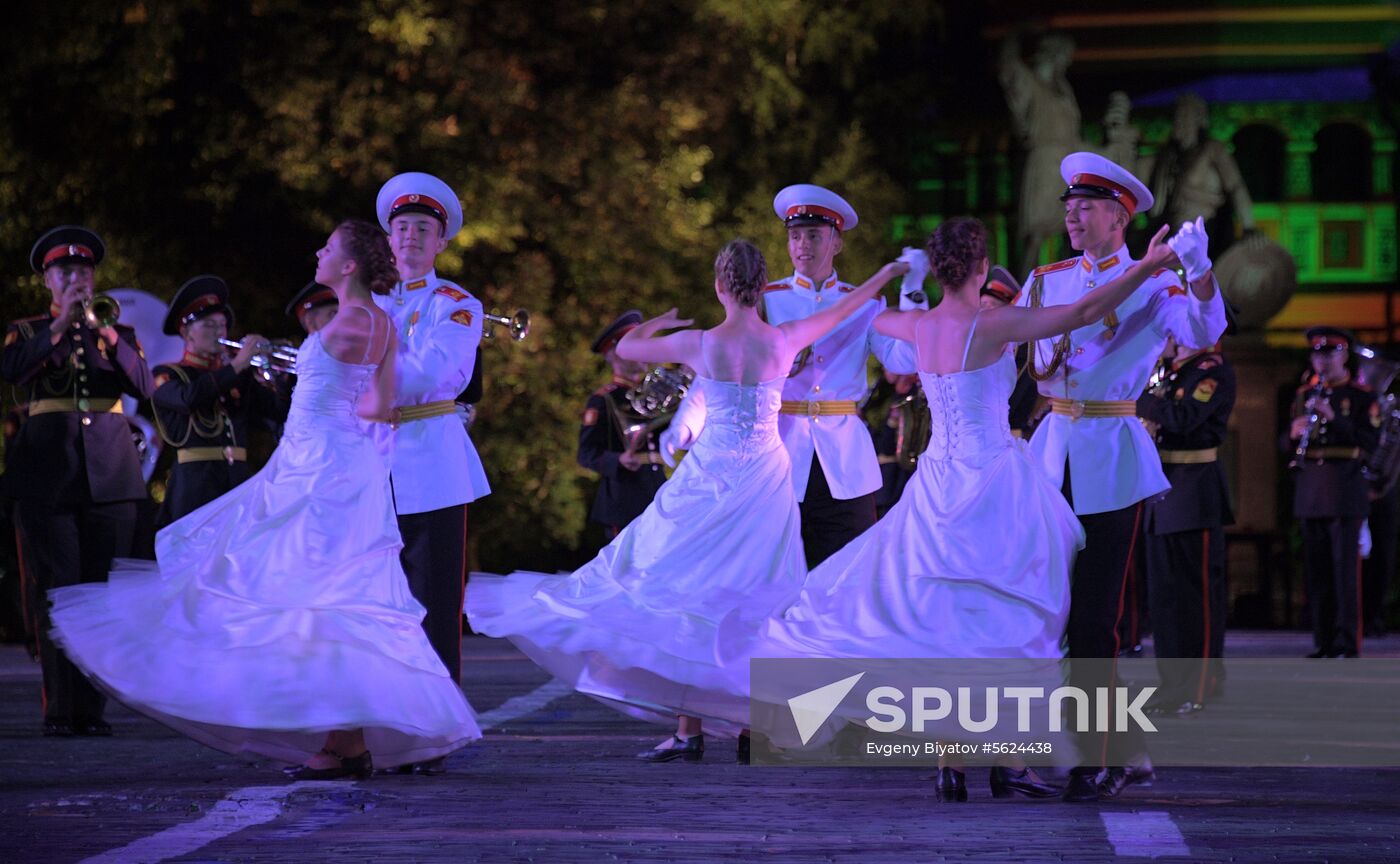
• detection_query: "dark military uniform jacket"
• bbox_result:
[0,312,153,503]
[578,378,666,528]
[1137,350,1236,534]
[1008,343,1039,438]
[152,355,287,522]
[1287,375,1380,519]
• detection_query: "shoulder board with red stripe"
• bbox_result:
[763,281,790,293]
[1032,258,1077,277]
[434,285,470,302]
[838,283,855,294]
[592,382,620,397]
[13,314,50,323]
[1150,268,1189,296]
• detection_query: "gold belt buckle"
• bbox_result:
[223,446,235,465]
[1069,400,1086,420]
[806,401,820,418]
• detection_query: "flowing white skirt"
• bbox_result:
[50,414,480,768]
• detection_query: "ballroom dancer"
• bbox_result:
[467,239,909,762]
[50,220,480,779]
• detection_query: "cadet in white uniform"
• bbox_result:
[666,185,926,566]
[1018,152,1227,801]
[373,173,490,744]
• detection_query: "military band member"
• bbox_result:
[287,280,339,335]
[871,371,924,515]
[1137,337,1236,712]
[151,275,286,524]
[578,311,667,537]
[978,265,1040,438]
[1288,327,1380,658]
[2,226,154,736]
[374,172,490,743]
[665,184,926,567]
[1018,153,1227,800]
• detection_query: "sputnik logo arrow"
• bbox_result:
[787,672,865,745]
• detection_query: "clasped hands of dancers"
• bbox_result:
[37,151,1227,802]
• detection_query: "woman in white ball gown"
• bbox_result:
[467,239,910,762]
[50,220,481,779]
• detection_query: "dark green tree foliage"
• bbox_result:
[0,0,939,569]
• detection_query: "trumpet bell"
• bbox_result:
[84,293,122,329]
[483,308,530,341]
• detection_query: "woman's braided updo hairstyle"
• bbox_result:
[714,239,768,308]
[335,219,399,296]
[925,217,988,290]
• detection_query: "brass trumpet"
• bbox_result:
[219,337,299,376]
[483,308,530,342]
[83,293,122,329]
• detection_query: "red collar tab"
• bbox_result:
[181,350,223,370]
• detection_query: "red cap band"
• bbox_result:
[42,244,95,268]
[179,293,225,324]
[1069,173,1138,215]
[983,280,1019,303]
[784,204,846,231]
[390,193,448,223]
[1311,335,1349,351]
[298,288,338,314]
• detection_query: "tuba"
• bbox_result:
[1356,346,1400,497]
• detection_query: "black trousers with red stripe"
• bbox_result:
[1145,526,1227,706]
[1302,516,1364,656]
[397,504,468,686]
[1062,466,1148,769]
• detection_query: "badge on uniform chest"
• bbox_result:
[406,310,421,338]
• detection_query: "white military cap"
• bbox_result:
[376,172,464,239]
[1059,152,1154,217]
[772,184,859,232]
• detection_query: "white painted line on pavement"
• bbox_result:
[75,679,575,864]
[1101,811,1190,858]
[78,782,343,864]
[477,678,576,730]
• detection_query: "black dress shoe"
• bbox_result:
[43,720,75,738]
[1097,764,1155,799]
[989,765,1061,799]
[1118,643,1144,658]
[636,734,703,763]
[284,749,374,781]
[736,733,750,765]
[75,718,113,737]
[1061,770,1100,803]
[934,767,967,802]
[1306,649,1330,659]
[413,757,447,775]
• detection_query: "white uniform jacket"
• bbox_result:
[1018,247,1227,515]
[375,269,491,513]
[670,271,920,501]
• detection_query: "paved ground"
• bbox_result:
[3,632,1399,863]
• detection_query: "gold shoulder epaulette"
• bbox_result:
[1032,258,1077,277]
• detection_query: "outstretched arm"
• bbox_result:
[979,224,1178,346]
[615,308,701,368]
[780,261,909,352]
[874,309,922,343]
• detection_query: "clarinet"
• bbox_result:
[1288,375,1327,470]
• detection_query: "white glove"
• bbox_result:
[897,247,931,310]
[1166,216,1213,282]
[658,424,695,468]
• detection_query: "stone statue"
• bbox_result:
[998,30,1092,278]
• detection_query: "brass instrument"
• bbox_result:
[219,337,299,377]
[482,308,530,341]
[626,365,693,419]
[1356,345,1400,497]
[1289,374,1326,470]
[83,292,122,329]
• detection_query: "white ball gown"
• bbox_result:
[715,339,1086,750]
[466,374,805,736]
[49,331,481,768]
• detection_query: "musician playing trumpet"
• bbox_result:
[1287,326,1381,658]
[1,226,153,737]
[578,310,667,540]
[151,275,287,525]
